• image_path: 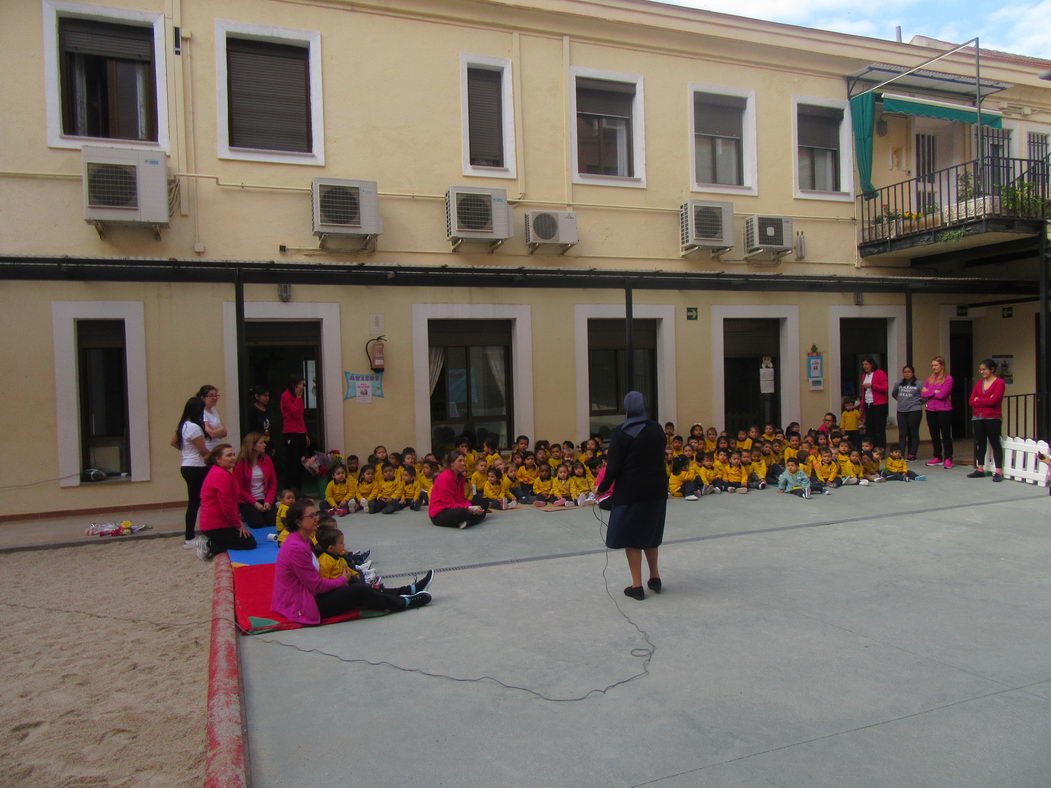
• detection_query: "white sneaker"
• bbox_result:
[758,481,767,490]
[183,539,197,549]
[873,476,886,483]
[564,500,575,507]
[859,478,870,486]
[507,499,518,509]
[684,494,699,501]
[195,536,212,561]
[802,488,812,499]
[577,493,588,506]
[823,489,832,495]
[355,559,373,571]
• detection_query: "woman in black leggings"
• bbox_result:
[967,358,1007,482]
[428,452,488,529]
[174,397,209,548]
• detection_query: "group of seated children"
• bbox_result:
[663,419,926,503]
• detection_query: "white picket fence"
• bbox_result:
[984,437,1050,487]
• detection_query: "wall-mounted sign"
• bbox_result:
[686,307,698,321]
[956,306,969,317]
[1002,306,1013,318]
[344,372,385,401]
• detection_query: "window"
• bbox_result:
[694,93,744,186]
[227,38,310,152]
[58,18,155,141]
[460,56,516,178]
[77,319,129,477]
[571,68,645,187]
[797,104,843,192]
[1027,131,1049,162]
[588,319,657,440]
[43,2,169,151]
[215,21,324,165]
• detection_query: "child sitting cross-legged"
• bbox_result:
[814,448,841,489]
[668,455,700,501]
[724,451,749,494]
[569,461,595,506]
[324,464,358,516]
[742,449,767,490]
[531,462,556,507]
[401,465,426,511]
[860,449,884,483]
[369,462,405,513]
[777,456,817,499]
[549,463,575,507]
[881,447,927,482]
[482,467,518,510]
[356,465,378,512]
[847,449,871,487]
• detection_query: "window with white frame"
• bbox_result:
[571,69,645,186]
[215,21,324,165]
[460,55,516,178]
[43,1,169,150]
[797,103,843,192]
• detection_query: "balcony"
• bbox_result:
[858,157,1048,262]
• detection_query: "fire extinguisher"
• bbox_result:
[366,335,386,373]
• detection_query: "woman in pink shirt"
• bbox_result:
[859,357,889,449]
[428,452,488,529]
[280,374,309,492]
[234,432,278,529]
[921,355,954,469]
[967,358,1007,482]
[196,444,257,559]
[272,500,432,623]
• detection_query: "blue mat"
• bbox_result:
[228,526,279,566]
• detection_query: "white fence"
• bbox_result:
[985,437,1050,487]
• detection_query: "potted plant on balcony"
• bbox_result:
[998,181,1049,218]
[866,208,903,241]
[942,172,1000,223]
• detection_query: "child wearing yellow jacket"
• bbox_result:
[881,448,926,482]
[814,450,841,489]
[324,466,358,514]
[531,463,556,506]
[368,464,405,513]
[569,462,595,506]
[724,452,749,494]
[549,464,575,506]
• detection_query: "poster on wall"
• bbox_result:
[991,355,1014,385]
[344,372,385,401]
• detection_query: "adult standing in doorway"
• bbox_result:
[921,356,954,469]
[429,452,488,529]
[967,358,1007,482]
[244,384,272,447]
[595,391,668,601]
[892,365,923,460]
[859,357,889,449]
[197,385,227,451]
[280,374,309,492]
[234,432,278,529]
[175,397,209,549]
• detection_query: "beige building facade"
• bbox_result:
[1,0,1048,517]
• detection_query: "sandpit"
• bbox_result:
[0,538,214,786]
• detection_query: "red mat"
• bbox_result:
[232,563,385,635]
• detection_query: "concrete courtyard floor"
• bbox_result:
[240,471,1051,788]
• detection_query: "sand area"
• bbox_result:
[0,537,213,786]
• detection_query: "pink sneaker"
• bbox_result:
[943,458,953,469]
[925,458,942,467]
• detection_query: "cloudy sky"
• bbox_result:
[661,0,1050,60]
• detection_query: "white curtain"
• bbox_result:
[428,347,445,396]
[483,346,506,404]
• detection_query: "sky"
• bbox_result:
[661,0,1051,60]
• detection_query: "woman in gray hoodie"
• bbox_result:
[893,365,924,460]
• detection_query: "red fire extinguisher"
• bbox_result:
[366,335,386,373]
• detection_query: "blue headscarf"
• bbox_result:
[621,391,648,438]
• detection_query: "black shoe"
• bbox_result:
[624,586,645,600]
[410,570,434,595]
[403,592,431,610]
[992,473,1003,482]
[350,550,371,564]
[647,577,662,594]
[966,470,985,478]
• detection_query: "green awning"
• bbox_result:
[880,92,1002,128]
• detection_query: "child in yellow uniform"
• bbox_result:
[324,465,358,515]
[401,466,425,511]
[531,462,556,506]
[669,435,685,456]
[548,444,564,470]
[832,444,859,485]
[274,488,296,544]
[713,449,730,480]
[457,438,478,472]
[881,447,926,481]
[697,454,723,495]
[550,464,575,507]
[418,461,436,500]
[482,438,502,469]
[704,427,718,454]
[668,455,701,500]
[815,449,841,489]
[736,429,752,451]
[741,449,768,490]
[724,452,749,494]
[782,435,803,464]
[845,450,870,486]
[369,463,405,514]
[469,459,488,498]
[515,453,539,495]
[371,445,389,473]
[840,398,861,448]
[569,461,595,506]
[482,469,518,510]
[316,526,361,582]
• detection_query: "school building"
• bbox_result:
[1,0,1049,518]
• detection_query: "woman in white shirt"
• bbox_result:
[197,385,227,451]
[174,397,209,547]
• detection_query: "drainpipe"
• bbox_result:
[1040,225,1049,440]
[625,279,635,398]
[234,270,248,438]
[905,285,914,368]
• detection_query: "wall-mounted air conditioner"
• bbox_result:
[446,186,512,251]
[680,200,733,256]
[312,178,382,250]
[744,214,794,260]
[524,210,577,254]
[82,146,175,238]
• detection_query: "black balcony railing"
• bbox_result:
[1001,392,1050,441]
[859,156,1050,245]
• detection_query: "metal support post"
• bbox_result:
[1040,225,1049,439]
[625,281,635,397]
[234,270,249,439]
[905,286,914,368]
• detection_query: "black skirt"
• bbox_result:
[605,497,666,550]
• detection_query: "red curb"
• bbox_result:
[205,553,250,787]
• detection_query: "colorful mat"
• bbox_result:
[232,563,386,635]
[228,527,279,567]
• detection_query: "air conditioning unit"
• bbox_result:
[82,146,175,237]
[680,200,733,256]
[744,215,794,258]
[446,186,512,251]
[312,178,382,245]
[524,210,577,253]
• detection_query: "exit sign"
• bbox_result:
[686,307,698,320]
[1002,307,1014,318]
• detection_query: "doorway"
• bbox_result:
[949,319,973,440]
[428,319,513,455]
[245,320,324,459]
[839,318,888,402]
[723,318,780,431]
[588,318,658,440]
